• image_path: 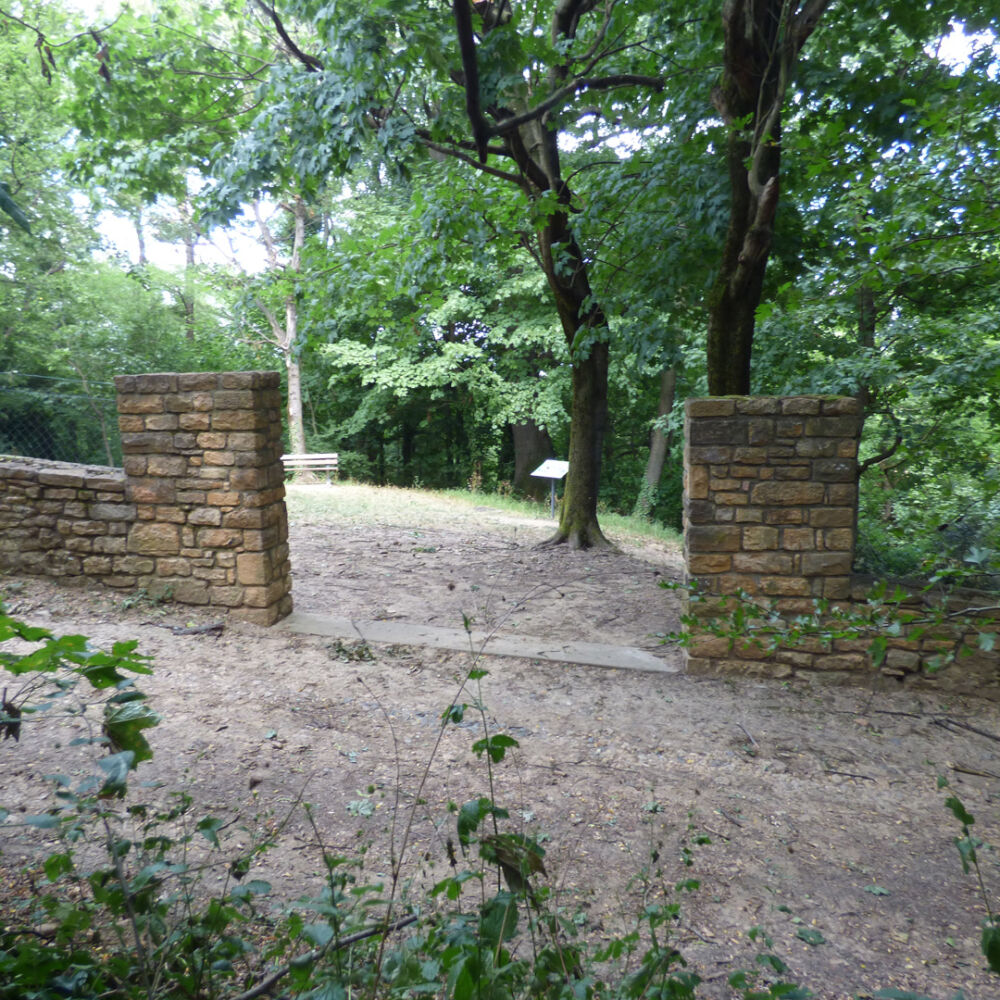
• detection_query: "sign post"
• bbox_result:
[530,459,570,518]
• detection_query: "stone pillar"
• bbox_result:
[683,396,861,674]
[115,372,292,625]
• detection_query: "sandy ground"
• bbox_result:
[2,485,999,999]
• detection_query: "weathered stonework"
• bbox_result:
[0,372,292,625]
[682,395,999,694]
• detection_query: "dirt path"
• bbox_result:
[2,485,999,998]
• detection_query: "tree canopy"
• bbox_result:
[2,0,998,572]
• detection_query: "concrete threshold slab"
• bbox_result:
[276,611,680,674]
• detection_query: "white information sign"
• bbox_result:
[530,460,570,517]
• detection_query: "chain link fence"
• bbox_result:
[0,373,121,467]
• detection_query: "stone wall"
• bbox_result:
[0,372,291,626]
[682,395,999,693]
[0,458,131,579]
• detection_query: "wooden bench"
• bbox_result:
[281,452,339,482]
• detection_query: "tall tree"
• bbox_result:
[201,0,687,546]
[705,0,830,395]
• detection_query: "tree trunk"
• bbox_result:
[633,366,676,518]
[557,341,609,547]
[511,419,554,500]
[706,0,831,395]
[285,349,307,455]
[180,199,197,341]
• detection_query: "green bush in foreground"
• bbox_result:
[1,606,996,999]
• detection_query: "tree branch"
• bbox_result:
[489,74,663,136]
[416,135,525,186]
[233,915,418,1000]
[253,0,323,71]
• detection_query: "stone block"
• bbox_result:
[125,373,178,394]
[734,508,763,522]
[749,482,824,505]
[82,555,113,575]
[92,536,127,554]
[732,447,767,464]
[241,580,290,607]
[206,490,241,507]
[685,499,716,524]
[686,398,736,417]
[209,585,245,607]
[188,507,222,526]
[687,553,733,574]
[823,576,851,601]
[804,416,860,438]
[735,397,781,415]
[196,432,229,450]
[145,414,179,431]
[127,522,180,555]
[155,557,192,577]
[747,419,774,445]
[822,397,861,415]
[236,552,274,586]
[687,525,741,553]
[178,372,221,391]
[212,390,255,410]
[732,551,794,574]
[127,479,176,505]
[759,576,812,597]
[113,554,157,574]
[167,578,211,605]
[117,415,146,433]
[121,431,175,454]
[812,653,866,671]
[689,419,747,446]
[781,396,822,415]
[178,412,212,431]
[212,411,268,431]
[814,458,856,482]
[795,438,838,458]
[781,527,815,550]
[196,527,242,548]
[147,455,188,477]
[801,552,852,576]
[164,394,195,413]
[823,527,854,550]
[827,483,857,505]
[809,508,854,528]
[226,431,269,451]
[742,526,779,550]
[775,418,804,439]
[88,502,136,522]
[686,464,709,500]
[117,394,166,414]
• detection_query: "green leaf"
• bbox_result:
[43,852,74,881]
[471,733,519,763]
[456,796,507,847]
[863,884,890,896]
[99,751,135,795]
[303,922,334,948]
[795,927,826,946]
[197,816,225,847]
[24,813,61,829]
[103,700,159,763]
[982,920,1000,974]
[944,795,975,827]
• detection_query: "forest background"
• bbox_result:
[1,0,999,579]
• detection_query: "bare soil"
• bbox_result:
[2,484,999,999]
